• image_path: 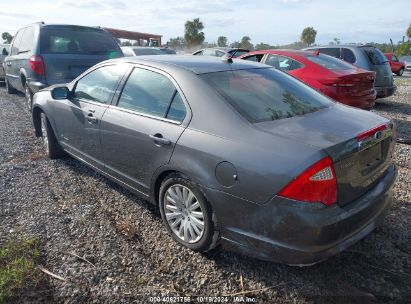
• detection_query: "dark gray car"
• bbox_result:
[304,45,395,98]
[31,56,397,265]
[3,22,123,111]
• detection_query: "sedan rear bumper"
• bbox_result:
[206,164,396,265]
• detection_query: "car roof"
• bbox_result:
[112,55,269,74]
[306,44,375,49]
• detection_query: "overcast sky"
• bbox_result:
[1,0,410,45]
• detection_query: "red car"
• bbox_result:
[239,50,377,109]
[384,53,405,76]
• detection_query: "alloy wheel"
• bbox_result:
[164,184,205,243]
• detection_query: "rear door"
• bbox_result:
[51,64,126,169]
[100,66,189,194]
[39,26,123,86]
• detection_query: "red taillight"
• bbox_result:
[278,156,337,206]
[29,55,45,75]
[356,124,387,141]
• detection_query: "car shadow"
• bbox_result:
[48,152,409,302]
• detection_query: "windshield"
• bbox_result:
[201,68,332,123]
[400,56,411,61]
[306,54,355,70]
[133,48,164,56]
[40,27,121,57]
[362,47,388,65]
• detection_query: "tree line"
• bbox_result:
[2,21,411,57]
[167,18,411,57]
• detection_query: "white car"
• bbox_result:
[399,55,411,71]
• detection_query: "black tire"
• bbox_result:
[24,82,33,112]
[5,78,17,94]
[40,112,65,159]
[159,173,219,252]
[397,68,404,76]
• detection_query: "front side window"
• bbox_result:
[117,68,186,122]
[10,30,23,55]
[74,65,124,103]
[19,26,34,53]
[392,55,399,62]
[201,68,331,123]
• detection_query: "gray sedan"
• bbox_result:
[31,56,397,265]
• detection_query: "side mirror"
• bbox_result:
[51,86,70,100]
[2,48,8,56]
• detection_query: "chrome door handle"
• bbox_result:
[86,113,98,123]
[149,134,171,145]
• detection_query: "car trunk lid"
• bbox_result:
[255,105,395,206]
[320,70,376,97]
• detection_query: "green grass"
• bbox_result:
[0,238,41,303]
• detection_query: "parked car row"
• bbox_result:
[121,46,176,56]
[0,43,9,80]
[1,22,399,265]
[239,49,377,109]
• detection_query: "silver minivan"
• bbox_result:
[305,45,395,98]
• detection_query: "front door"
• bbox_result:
[51,64,126,169]
[100,66,189,194]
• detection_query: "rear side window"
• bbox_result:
[203,49,217,56]
[362,47,388,65]
[306,54,355,70]
[242,54,263,62]
[201,68,331,123]
[117,68,186,122]
[265,55,303,71]
[74,65,124,103]
[318,48,341,58]
[342,48,356,63]
[40,27,121,57]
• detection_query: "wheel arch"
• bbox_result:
[32,105,43,137]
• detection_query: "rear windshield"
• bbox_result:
[201,68,331,123]
[306,54,355,70]
[362,47,388,65]
[132,48,164,56]
[40,27,121,57]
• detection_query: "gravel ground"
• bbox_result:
[0,73,410,304]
